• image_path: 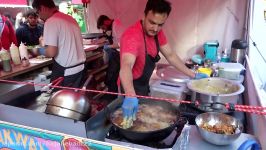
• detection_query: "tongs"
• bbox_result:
[37,77,64,101]
[40,77,64,94]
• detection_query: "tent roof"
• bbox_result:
[0,0,29,7]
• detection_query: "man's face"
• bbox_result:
[100,24,108,32]
[143,10,168,36]
[36,6,47,21]
[100,20,111,33]
[27,15,38,27]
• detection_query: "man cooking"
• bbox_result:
[32,0,86,88]
[119,0,208,128]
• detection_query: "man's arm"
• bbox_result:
[119,53,137,96]
[45,45,58,58]
[108,43,120,49]
[111,19,123,49]
[160,44,195,78]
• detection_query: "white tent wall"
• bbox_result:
[244,0,266,149]
[87,0,247,62]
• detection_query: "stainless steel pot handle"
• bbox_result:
[175,117,188,127]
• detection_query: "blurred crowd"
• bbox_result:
[0,9,44,50]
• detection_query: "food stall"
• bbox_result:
[0,0,265,149]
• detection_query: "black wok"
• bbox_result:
[109,98,187,143]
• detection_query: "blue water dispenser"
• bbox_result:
[203,41,219,62]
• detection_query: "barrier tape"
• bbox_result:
[1,79,265,115]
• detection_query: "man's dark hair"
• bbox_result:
[32,0,56,10]
[144,0,171,16]
[25,9,38,18]
[97,15,110,29]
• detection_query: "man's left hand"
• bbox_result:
[103,44,110,51]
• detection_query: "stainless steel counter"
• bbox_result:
[0,82,35,104]
[0,103,87,137]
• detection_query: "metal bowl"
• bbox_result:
[187,78,244,112]
[195,112,243,145]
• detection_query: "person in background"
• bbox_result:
[3,12,15,27]
[96,15,124,99]
[0,13,17,50]
[97,15,123,55]
[15,12,25,29]
[16,9,43,46]
[119,0,208,128]
[32,0,86,88]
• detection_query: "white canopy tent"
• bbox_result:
[86,0,266,148]
[1,0,265,148]
[86,0,248,62]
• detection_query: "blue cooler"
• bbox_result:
[203,41,219,62]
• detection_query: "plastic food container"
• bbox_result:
[216,62,245,80]
[150,80,187,106]
[197,67,212,77]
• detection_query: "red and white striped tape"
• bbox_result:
[0,79,265,115]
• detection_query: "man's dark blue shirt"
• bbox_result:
[16,23,43,46]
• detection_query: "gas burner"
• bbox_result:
[105,126,183,149]
[179,103,204,125]
[195,103,230,113]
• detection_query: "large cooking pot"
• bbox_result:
[45,76,92,121]
[187,78,244,112]
[109,98,187,143]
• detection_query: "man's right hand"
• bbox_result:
[194,72,208,79]
[121,97,139,128]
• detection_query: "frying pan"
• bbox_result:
[109,98,187,142]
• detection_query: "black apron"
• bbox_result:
[51,60,84,88]
[122,21,161,96]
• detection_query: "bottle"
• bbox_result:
[19,42,29,60]
[0,49,12,72]
[21,57,30,67]
[221,51,230,62]
[10,43,21,65]
[216,49,222,63]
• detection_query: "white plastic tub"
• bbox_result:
[150,80,187,105]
